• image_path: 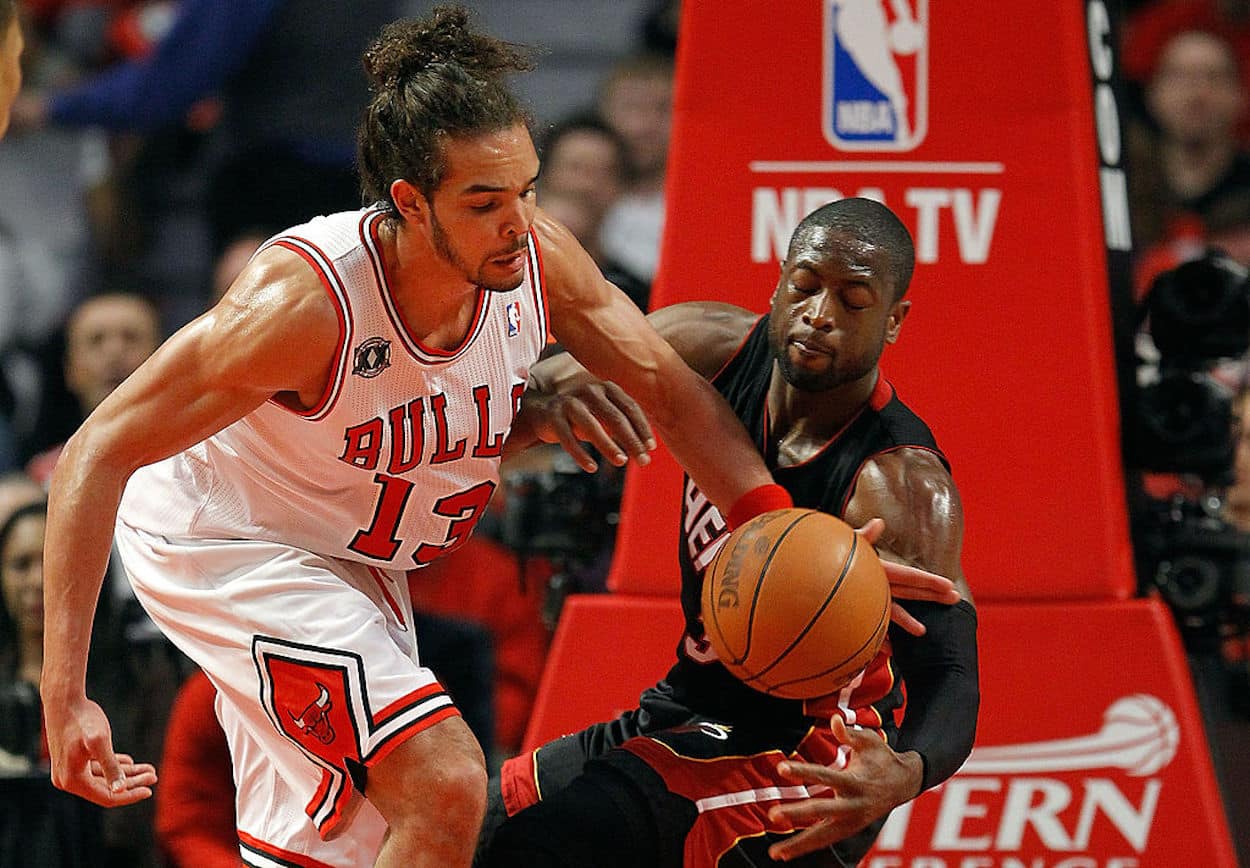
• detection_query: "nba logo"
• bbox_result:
[506,301,521,338]
[824,0,928,151]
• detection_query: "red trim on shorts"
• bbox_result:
[238,829,340,868]
[364,705,461,771]
[500,749,542,816]
[373,680,447,722]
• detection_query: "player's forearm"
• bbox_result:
[648,365,775,514]
[891,599,980,792]
[41,431,129,700]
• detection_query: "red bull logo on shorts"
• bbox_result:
[824,0,928,151]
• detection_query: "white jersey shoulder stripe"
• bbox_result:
[359,210,496,366]
[262,236,353,421]
[525,231,549,346]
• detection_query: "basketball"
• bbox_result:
[701,508,891,699]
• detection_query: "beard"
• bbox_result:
[430,208,527,293]
[768,323,877,393]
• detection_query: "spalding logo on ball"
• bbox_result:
[701,508,891,699]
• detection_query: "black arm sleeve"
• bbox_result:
[889,598,980,794]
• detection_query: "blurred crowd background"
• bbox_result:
[1,0,1249,865]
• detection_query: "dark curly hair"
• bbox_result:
[357,6,535,217]
[0,0,15,31]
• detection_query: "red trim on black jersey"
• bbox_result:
[238,830,340,868]
[869,375,894,411]
[265,238,351,420]
[763,397,874,472]
[708,314,765,385]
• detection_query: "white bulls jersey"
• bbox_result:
[119,208,548,571]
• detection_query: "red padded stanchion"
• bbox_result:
[608,0,1136,602]
[523,597,1237,865]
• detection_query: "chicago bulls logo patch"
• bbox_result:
[251,635,460,838]
[264,655,357,765]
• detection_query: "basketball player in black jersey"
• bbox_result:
[478,198,979,867]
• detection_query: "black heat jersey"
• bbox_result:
[666,314,948,730]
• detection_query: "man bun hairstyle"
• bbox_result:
[358,5,535,216]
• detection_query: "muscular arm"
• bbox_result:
[42,246,339,804]
[521,215,774,512]
[844,448,976,791]
[505,298,757,467]
[768,448,978,861]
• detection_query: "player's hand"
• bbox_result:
[521,380,655,473]
[854,518,960,637]
[44,695,157,807]
[766,716,922,862]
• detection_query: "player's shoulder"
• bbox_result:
[214,242,343,347]
[856,447,959,515]
[647,302,759,379]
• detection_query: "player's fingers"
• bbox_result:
[83,730,126,794]
[565,405,629,466]
[775,760,852,790]
[768,798,851,829]
[853,517,885,544]
[889,600,927,636]
[602,382,656,454]
[90,758,158,785]
[879,560,960,602]
[766,819,843,862]
[547,415,599,473]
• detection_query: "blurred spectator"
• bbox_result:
[19,291,182,868]
[1127,28,1250,295]
[0,0,22,138]
[1123,0,1250,141]
[0,500,106,867]
[25,291,161,478]
[0,474,41,532]
[597,53,673,286]
[1225,387,1250,530]
[538,113,649,309]
[210,227,270,304]
[409,535,554,762]
[155,669,236,868]
[12,0,400,327]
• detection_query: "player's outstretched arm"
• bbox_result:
[42,246,341,807]
[531,214,784,517]
[508,298,759,471]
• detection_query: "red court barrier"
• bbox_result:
[523,596,1237,866]
[607,0,1137,603]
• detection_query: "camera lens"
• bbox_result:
[1157,555,1223,611]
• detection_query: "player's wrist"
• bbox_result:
[726,483,793,530]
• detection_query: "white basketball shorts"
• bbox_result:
[114,519,461,868]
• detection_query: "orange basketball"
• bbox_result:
[701,508,891,699]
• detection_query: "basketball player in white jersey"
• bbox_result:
[40,8,798,868]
